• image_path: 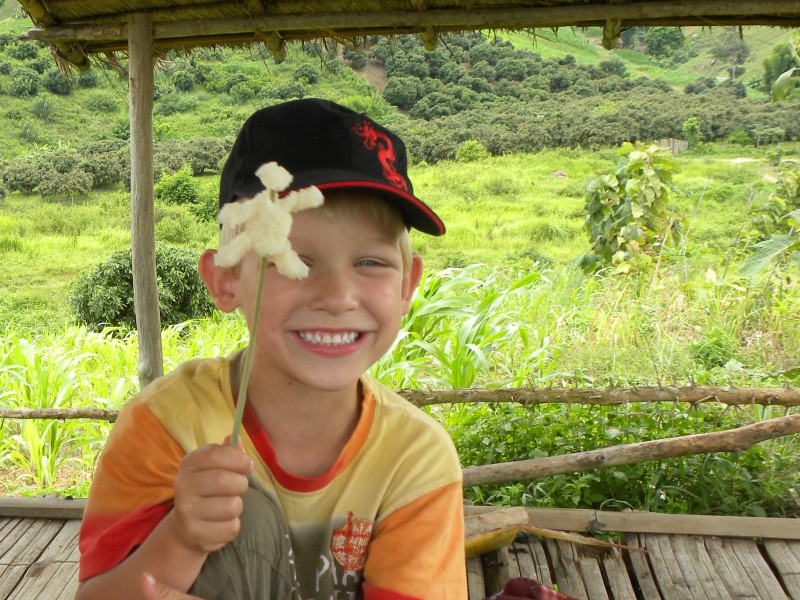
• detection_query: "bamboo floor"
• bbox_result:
[1,499,799,599]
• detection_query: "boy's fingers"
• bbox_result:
[181,443,253,475]
[141,573,203,600]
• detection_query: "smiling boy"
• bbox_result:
[77,99,467,599]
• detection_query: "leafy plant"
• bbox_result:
[69,244,216,331]
[739,165,800,277]
[575,142,683,273]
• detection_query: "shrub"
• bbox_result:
[76,69,98,88]
[229,81,254,103]
[575,142,683,273]
[456,140,490,162]
[19,120,39,142]
[9,67,40,97]
[26,56,51,74]
[69,244,216,331]
[727,129,753,145]
[382,76,423,110]
[7,42,39,61]
[30,95,56,121]
[293,64,320,84]
[85,90,120,113]
[0,61,12,75]
[172,69,195,91]
[42,68,72,95]
[38,168,93,199]
[184,138,228,175]
[342,48,367,68]
[155,165,200,205]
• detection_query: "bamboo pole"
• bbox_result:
[128,13,163,390]
[21,0,800,44]
[403,385,800,408]
[1,386,798,421]
[462,413,800,487]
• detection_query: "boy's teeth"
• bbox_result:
[299,332,358,345]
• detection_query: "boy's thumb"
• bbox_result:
[141,573,203,600]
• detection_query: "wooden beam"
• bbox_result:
[462,413,800,487]
[21,0,800,43]
[0,497,86,519]
[403,385,800,408]
[128,12,163,390]
[0,386,797,423]
[465,505,800,539]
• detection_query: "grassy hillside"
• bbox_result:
[494,26,794,91]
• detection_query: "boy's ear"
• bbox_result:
[198,249,239,313]
[401,253,424,315]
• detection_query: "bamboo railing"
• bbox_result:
[2,385,798,489]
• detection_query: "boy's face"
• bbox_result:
[218,190,423,394]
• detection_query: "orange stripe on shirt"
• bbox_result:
[79,400,185,580]
[363,480,467,599]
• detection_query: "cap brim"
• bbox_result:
[229,171,446,236]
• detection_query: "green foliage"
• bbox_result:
[642,27,684,59]
[69,244,216,331]
[726,129,753,146]
[456,140,490,163]
[155,164,200,205]
[576,142,682,273]
[42,67,72,95]
[739,165,800,277]
[30,94,56,121]
[681,117,703,147]
[6,41,38,60]
[293,64,320,84]
[8,66,40,97]
[84,90,120,113]
[76,69,98,88]
[39,168,93,199]
[172,69,195,91]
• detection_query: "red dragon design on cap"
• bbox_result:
[353,121,409,192]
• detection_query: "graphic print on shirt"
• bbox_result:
[352,120,409,192]
[330,511,374,572]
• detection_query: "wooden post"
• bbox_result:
[128,12,163,389]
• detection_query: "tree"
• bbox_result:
[575,142,683,273]
[69,244,216,332]
[681,117,703,147]
[643,27,684,58]
[710,29,751,79]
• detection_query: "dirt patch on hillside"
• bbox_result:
[730,157,759,164]
[355,59,388,92]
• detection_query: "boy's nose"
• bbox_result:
[308,271,359,313]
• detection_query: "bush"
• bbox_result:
[42,68,72,95]
[76,69,98,88]
[229,81,254,103]
[0,61,12,75]
[69,244,216,331]
[727,129,753,145]
[7,42,39,61]
[9,67,40,97]
[456,140,490,162]
[38,168,93,199]
[85,90,120,113]
[26,56,51,74]
[172,69,195,91]
[155,164,200,205]
[293,64,320,84]
[30,95,56,121]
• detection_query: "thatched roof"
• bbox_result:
[16,0,800,70]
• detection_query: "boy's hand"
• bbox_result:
[172,439,254,554]
[141,573,203,600]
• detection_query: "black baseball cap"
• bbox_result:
[219,98,445,236]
